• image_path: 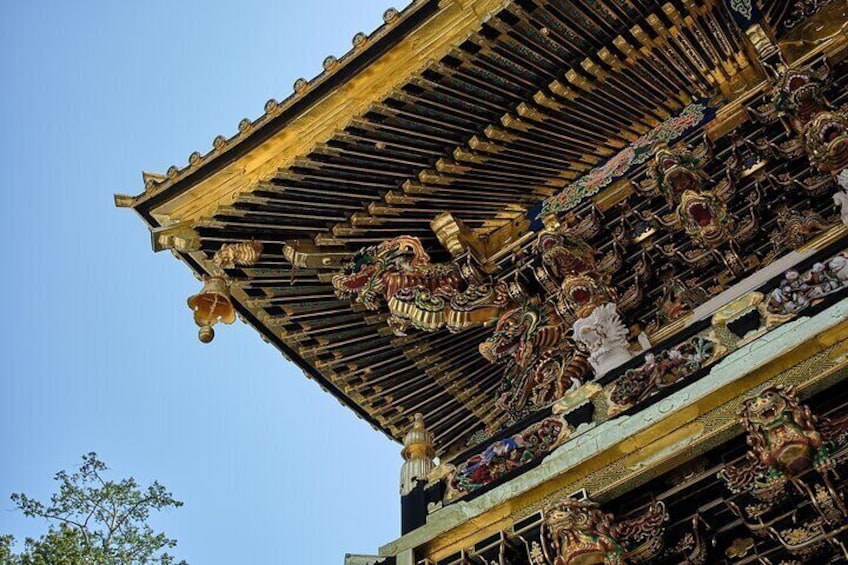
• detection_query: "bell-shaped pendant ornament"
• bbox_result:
[187,275,236,343]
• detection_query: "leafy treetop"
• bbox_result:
[4,453,186,565]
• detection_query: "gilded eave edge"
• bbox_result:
[117,0,509,227]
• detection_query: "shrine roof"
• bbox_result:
[118,0,848,457]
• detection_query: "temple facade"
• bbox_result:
[117,1,848,563]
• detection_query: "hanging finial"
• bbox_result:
[186,240,263,343]
[400,413,435,496]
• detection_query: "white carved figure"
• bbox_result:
[829,252,848,284]
[835,169,848,227]
[572,302,632,377]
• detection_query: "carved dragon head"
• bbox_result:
[479,299,544,367]
[534,231,597,294]
[677,190,731,248]
[772,66,828,129]
[332,244,386,310]
[332,236,462,332]
[649,144,709,206]
[741,386,823,475]
[804,111,848,173]
[558,275,614,319]
[544,498,625,565]
[542,497,667,565]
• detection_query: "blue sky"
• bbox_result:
[0,1,404,562]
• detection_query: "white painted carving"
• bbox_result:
[838,169,848,189]
[835,169,848,227]
[829,252,848,284]
[572,302,632,377]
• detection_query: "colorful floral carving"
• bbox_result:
[607,335,722,416]
[542,103,710,214]
[444,415,572,500]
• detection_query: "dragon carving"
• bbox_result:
[740,385,823,476]
[480,297,589,419]
[331,236,507,335]
[639,143,737,249]
[719,386,848,497]
[804,110,848,173]
[539,497,667,565]
[718,386,848,554]
[481,220,636,415]
[753,61,848,175]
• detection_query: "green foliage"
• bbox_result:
[3,453,186,565]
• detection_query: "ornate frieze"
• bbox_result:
[438,414,574,503]
[650,275,710,333]
[428,247,848,508]
[606,335,724,417]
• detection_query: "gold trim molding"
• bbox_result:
[127,0,510,227]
